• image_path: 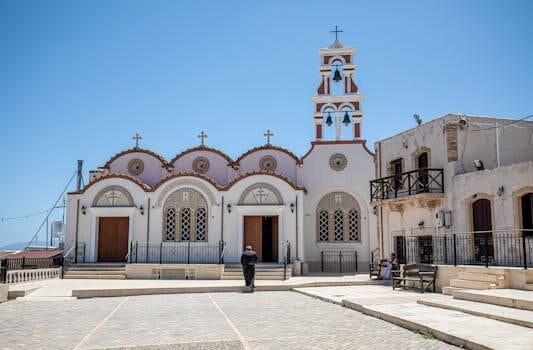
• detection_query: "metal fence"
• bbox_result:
[321,250,358,273]
[129,241,225,264]
[1,256,64,283]
[396,230,533,268]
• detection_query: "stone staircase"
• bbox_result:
[221,264,291,280]
[446,267,507,292]
[526,269,533,291]
[418,288,533,330]
[63,263,126,279]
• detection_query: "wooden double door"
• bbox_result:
[98,217,129,262]
[243,216,278,263]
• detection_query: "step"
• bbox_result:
[442,286,464,296]
[344,300,533,350]
[68,266,126,272]
[450,279,497,290]
[64,270,125,275]
[72,263,126,268]
[63,274,126,280]
[457,271,502,283]
[452,289,533,311]
[418,294,533,329]
[460,266,508,275]
[220,276,288,280]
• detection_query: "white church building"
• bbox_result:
[65,37,377,275]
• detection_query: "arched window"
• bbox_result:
[165,208,176,241]
[334,210,344,241]
[180,208,191,241]
[163,188,208,242]
[196,207,207,241]
[348,210,359,241]
[93,186,133,207]
[318,210,329,241]
[316,192,361,242]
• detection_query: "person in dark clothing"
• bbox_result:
[241,245,258,291]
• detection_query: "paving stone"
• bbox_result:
[0,291,457,350]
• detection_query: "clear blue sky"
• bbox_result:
[1,0,532,247]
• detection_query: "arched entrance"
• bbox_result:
[240,184,283,263]
[521,193,533,236]
[472,198,494,264]
[417,152,429,192]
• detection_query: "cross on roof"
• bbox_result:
[198,131,207,147]
[330,25,343,41]
[264,129,274,145]
[132,133,142,149]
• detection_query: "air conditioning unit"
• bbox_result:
[436,210,452,227]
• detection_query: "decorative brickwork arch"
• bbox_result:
[316,192,360,242]
[163,188,208,241]
[239,183,283,205]
[92,186,134,207]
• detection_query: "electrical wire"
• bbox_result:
[1,209,49,222]
[469,113,532,132]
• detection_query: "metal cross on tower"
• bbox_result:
[264,129,274,145]
[198,131,207,146]
[330,25,343,41]
[132,133,142,149]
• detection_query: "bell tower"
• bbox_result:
[312,27,364,142]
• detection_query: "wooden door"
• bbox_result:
[98,217,129,262]
[244,216,262,261]
[472,199,494,263]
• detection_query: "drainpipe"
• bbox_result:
[145,198,150,261]
[220,196,224,242]
[295,195,299,260]
[496,123,501,168]
[378,142,384,256]
[74,199,80,263]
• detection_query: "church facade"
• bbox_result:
[65,38,377,273]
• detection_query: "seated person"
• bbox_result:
[379,253,398,280]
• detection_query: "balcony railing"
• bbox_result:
[370,168,444,202]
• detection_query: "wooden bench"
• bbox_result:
[369,259,388,279]
[392,264,437,293]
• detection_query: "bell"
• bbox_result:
[332,68,342,82]
[325,113,333,126]
[343,111,351,125]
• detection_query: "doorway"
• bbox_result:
[472,199,494,264]
[243,216,278,263]
[521,193,533,236]
[98,217,129,262]
[417,152,429,193]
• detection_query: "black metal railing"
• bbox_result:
[370,168,444,202]
[129,241,225,264]
[397,230,533,269]
[75,242,86,264]
[1,256,64,283]
[321,250,358,273]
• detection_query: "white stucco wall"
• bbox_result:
[107,152,165,187]
[299,142,376,271]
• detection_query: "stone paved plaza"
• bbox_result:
[0,291,457,350]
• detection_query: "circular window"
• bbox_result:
[329,153,347,171]
[192,157,210,174]
[259,155,277,172]
[128,158,144,175]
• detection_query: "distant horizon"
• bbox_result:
[1,0,532,246]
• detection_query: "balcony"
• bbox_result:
[370,168,444,203]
